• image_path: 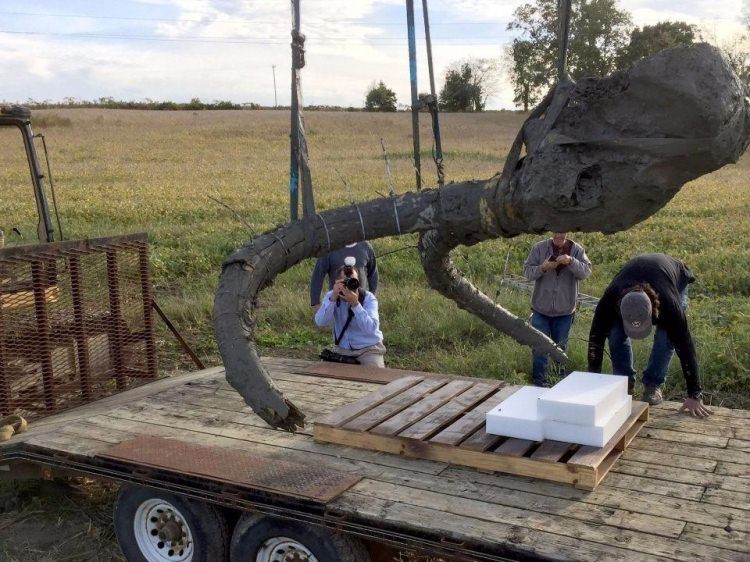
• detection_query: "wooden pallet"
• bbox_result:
[314,375,649,490]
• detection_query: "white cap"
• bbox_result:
[344,256,356,267]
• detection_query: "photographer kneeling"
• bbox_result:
[314,261,386,367]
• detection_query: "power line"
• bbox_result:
[0,29,512,46]
[0,10,511,27]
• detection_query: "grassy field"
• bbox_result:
[0,108,748,410]
[0,108,749,560]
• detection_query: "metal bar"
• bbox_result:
[20,123,54,243]
[68,255,92,400]
[105,251,127,390]
[557,0,573,80]
[138,244,158,379]
[151,299,205,370]
[289,0,301,220]
[421,0,444,187]
[30,262,55,410]
[0,304,10,416]
[0,233,147,260]
[37,134,64,241]
[406,0,421,190]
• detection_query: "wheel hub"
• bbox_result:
[134,499,194,562]
[256,536,318,562]
[156,514,185,543]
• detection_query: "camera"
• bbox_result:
[339,265,359,291]
[343,276,360,291]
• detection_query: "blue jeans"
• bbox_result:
[531,311,575,386]
[608,288,689,387]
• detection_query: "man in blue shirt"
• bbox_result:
[310,242,378,312]
[314,264,385,367]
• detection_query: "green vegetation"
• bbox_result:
[364,81,398,112]
[0,109,747,408]
[508,0,634,106]
[615,21,697,68]
[438,59,500,112]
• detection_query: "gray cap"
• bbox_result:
[620,291,653,340]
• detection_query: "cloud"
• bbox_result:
[1,0,746,109]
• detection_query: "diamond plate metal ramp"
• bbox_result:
[97,435,361,503]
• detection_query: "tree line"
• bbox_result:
[367,0,750,112]
[12,0,749,114]
[19,97,252,111]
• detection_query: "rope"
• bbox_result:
[380,139,402,235]
[354,203,367,241]
[391,198,402,235]
[425,95,445,186]
[334,168,367,241]
[270,232,290,256]
[316,213,331,251]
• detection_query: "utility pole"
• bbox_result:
[405,0,421,190]
[272,65,278,107]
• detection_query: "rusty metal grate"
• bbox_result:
[98,435,362,503]
[0,233,156,420]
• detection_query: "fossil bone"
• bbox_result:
[214,44,749,430]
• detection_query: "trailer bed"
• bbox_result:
[1,358,748,561]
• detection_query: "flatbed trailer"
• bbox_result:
[1,358,748,561]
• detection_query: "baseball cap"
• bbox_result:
[620,291,653,339]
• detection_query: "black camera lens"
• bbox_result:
[344,277,360,291]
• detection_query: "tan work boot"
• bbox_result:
[641,384,663,405]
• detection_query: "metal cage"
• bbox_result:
[0,233,157,419]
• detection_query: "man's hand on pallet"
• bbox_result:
[680,397,713,418]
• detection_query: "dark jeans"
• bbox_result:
[531,311,575,386]
[608,287,689,388]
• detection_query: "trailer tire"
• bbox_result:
[230,512,370,562]
[114,484,229,562]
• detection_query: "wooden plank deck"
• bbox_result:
[1,358,748,561]
[314,376,649,490]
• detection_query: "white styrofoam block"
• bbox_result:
[543,396,633,447]
[538,371,628,426]
[485,386,547,441]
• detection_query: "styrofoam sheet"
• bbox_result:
[544,395,632,447]
[486,386,547,441]
[538,371,628,426]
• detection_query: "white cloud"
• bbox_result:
[0,0,747,109]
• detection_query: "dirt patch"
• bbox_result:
[0,479,123,562]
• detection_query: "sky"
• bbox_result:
[0,0,745,109]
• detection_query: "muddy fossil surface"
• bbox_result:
[213,44,750,431]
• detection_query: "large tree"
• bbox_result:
[509,40,547,111]
[723,35,750,90]
[507,0,632,108]
[439,58,499,112]
[364,81,397,112]
[616,22,696,68]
